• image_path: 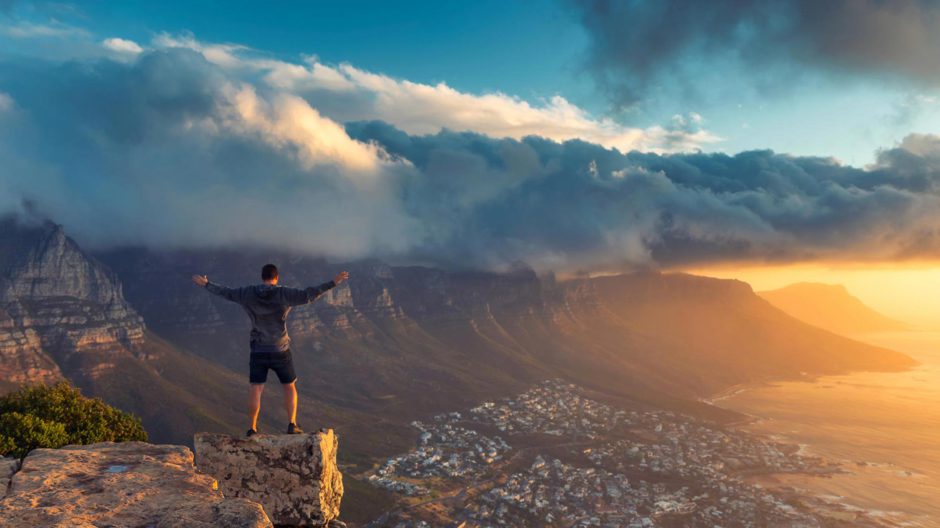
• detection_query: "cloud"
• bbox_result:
[0,49,417,258]
[347,121,940,270]
[102,37,143,55]
[152,33,720,154]
[0,20,87,39]
[0,20,721,153]
[3,33,940,271]
[0,92,11,111]
[569,0,940,108]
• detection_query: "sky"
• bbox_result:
[3,1,940,322]
[5,0,940,164]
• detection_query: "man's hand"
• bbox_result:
[333,271,349,285]
[191,275,209,287]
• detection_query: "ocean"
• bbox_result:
[714,331,940,528]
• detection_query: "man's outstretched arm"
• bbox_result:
[192,274,246,303]
[281,271,349,306]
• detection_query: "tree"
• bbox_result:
[0,382,147,458]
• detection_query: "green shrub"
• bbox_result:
[0,382,147,458]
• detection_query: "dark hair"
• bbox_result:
[261,264,278,281]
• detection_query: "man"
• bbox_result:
[191,264,349,437]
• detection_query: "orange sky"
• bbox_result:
[690,263,940,330]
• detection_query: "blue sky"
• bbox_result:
[74,1,586,97]
[5,0,939,165]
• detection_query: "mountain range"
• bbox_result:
[0,218,917,522]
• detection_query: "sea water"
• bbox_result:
[716,331,940,527]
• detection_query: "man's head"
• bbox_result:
[261,263,279,285]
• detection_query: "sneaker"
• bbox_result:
[286,423,304,434]
[246,428,258,438]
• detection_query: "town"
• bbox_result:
[367,380,892,527]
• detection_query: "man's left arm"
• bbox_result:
[282,271,349,306]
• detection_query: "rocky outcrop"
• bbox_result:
[1,456,19,494]
[195,430,343,526]
[0,441,272,528]
[0,220,146,387]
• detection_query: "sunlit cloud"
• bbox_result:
[151,33,720,154]
[102,37,143,55]
[152,33,249,70]
[220,83,392,179]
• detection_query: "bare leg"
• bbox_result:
[283,381,298,425]
[249,383,264,431]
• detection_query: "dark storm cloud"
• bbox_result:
[2,48,940,271]
[349,121,940,269]
[570,0,940,108]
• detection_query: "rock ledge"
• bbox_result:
[0,441,271,527]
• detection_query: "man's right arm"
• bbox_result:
[193,275,244,304]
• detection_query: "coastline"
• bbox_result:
[705,333,940,528]
[710,392,915,527]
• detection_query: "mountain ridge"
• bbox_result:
[759,282,908,336]
[99,247,915,403]
[0,220,918,525]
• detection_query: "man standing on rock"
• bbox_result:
[191,264,349,437]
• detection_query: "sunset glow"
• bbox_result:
[691,263,940,328]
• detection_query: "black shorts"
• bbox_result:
[249,350,297,384]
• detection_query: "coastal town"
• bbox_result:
[366,380,894,527]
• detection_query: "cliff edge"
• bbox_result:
[0,430,344,528]
[0,441,270,527]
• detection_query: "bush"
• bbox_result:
[0,382,147,458]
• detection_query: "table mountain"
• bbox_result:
[100,246,915,422]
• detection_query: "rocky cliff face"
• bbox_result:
[195,430,344,526]
[0,220,146,388]
[0,442,272,527]
[0,306,59,386]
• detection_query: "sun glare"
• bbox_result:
[690,263,940,329]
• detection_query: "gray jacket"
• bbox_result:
[204,280,336,353]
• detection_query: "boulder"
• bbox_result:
[194,430,343,526]
[0,441,271,528]
[0,456,19,493]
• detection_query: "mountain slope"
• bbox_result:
[100,249,915,418]
[0,221,915,458]
[0,221,412,457]
[759,282,908,336]
[575,273,914,391]
[0,219,144,391]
